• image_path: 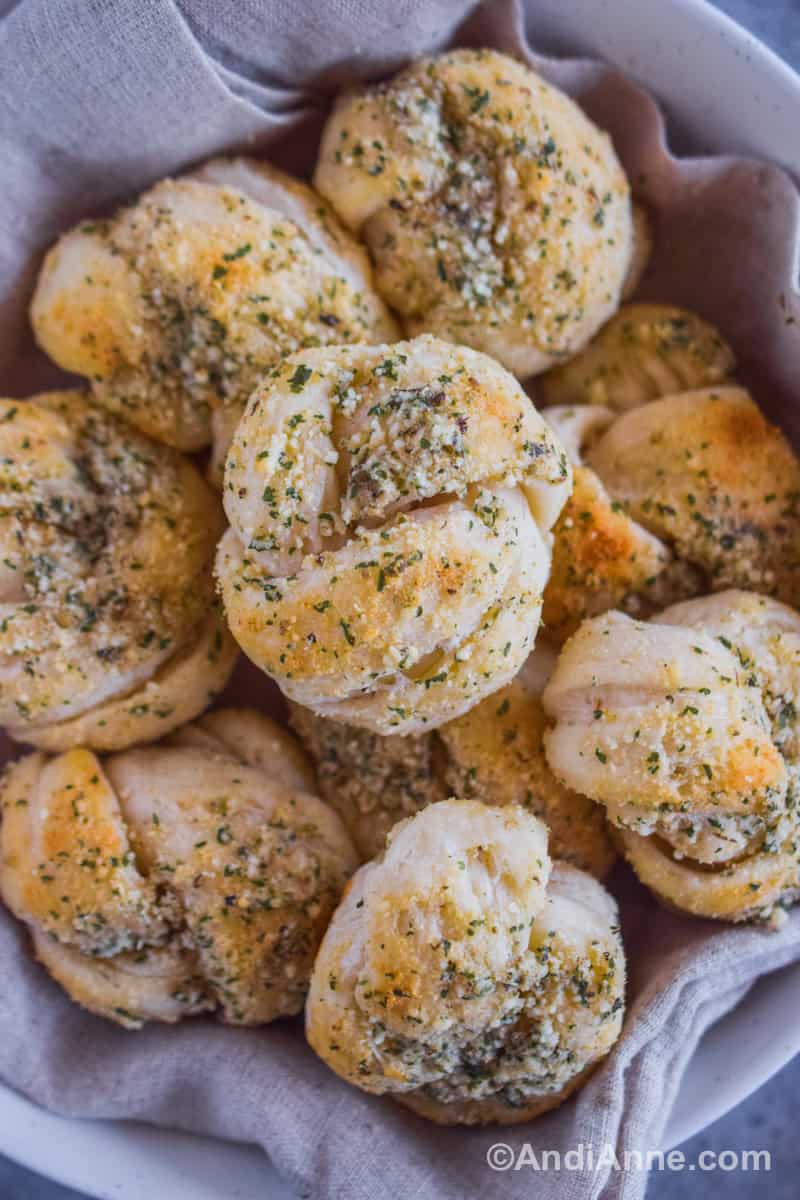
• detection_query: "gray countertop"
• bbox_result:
[2,1,799,1197]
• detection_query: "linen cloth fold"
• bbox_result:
[1,2,799,1198]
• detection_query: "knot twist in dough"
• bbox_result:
[306,799,625,1124]
[31,157,397,472]
[0,709,358,1027]
[314,48,633,377]
[542,591,800,923]
[290,641,614,875]
[217,336,572,735]
[0,391,237,751]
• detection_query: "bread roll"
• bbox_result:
[541,387,800,634]
[0,391,236,750]
[306,799,625,1123]
[0,710,357,1027]
[315,49,633,377]
[538,304,735,410]
[217,335,572,734]
[31,157,397,471]
[542,593,800,923]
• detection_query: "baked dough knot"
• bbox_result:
[306,799,625,1124]
[0,391,237,751]
[0,709,358,1027]
[541,383,800,637]
[30,157,397,476]
[314,48,634,378]
[542,590,800,923]
[217,336,573,735]
[538,303,736,411]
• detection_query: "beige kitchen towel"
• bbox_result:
[1,2,799,1198]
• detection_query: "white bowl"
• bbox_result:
[2,1,799,1195]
